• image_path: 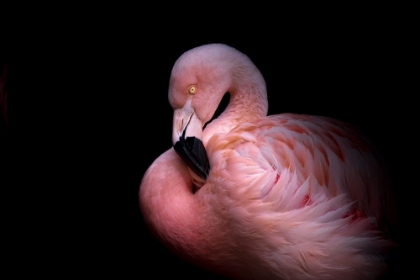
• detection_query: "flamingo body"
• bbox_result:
[139,44,397,280]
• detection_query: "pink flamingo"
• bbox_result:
[139,44,398,279]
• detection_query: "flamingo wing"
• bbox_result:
[200,113,397,279]
[206,113,393,232]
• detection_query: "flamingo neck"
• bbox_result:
[203,68,268,143]
[139,149,231,271]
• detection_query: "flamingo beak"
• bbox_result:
[172,101,210,183]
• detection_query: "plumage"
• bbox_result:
[139,44,398,279]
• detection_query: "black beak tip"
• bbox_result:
[174,136,210,180]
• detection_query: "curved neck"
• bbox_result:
[204,66,268,142]
[139,149,232,271]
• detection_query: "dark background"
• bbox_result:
[2,14,411,279]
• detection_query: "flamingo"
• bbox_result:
[139,44,399,279]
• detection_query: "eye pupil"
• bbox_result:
[189,85,196,94]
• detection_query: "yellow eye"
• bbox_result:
[188,85,197,94]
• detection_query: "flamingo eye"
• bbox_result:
[188,85,197,95]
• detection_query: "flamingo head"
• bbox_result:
[169,44,238,187]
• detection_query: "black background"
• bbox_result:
[3,12,411,279]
